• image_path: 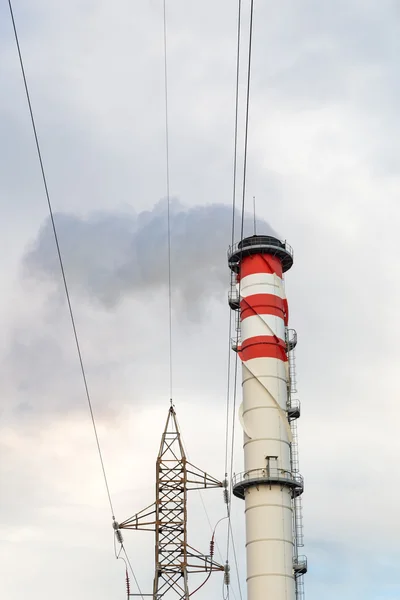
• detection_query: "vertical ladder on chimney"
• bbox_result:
[288,345,298,394]
[291,419,304,549]
[295,574,305,600]
[291,418,305,600]
[287,341,306,600]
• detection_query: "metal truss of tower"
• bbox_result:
[115,406,224,599]
[228,234,307,600]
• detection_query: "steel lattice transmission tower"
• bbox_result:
[115,406,224,599]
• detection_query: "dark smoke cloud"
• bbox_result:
[1,200,276,422]
[23,200,276,308]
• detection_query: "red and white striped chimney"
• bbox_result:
[228,234,306,600]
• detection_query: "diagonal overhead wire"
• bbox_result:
[121,544,145,598]
[6,0,115,523]
[223,2,246,600]
[225,0,255,598]
[224,0,242,476]
[240,0,255,242]
[224,0,242,485]
[230,0,243,250]
[6,1,144,596]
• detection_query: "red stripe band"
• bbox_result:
[241,294,287,322]
[238,335,288,362]
[240,254,283,278]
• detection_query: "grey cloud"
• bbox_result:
[23,200,276,309]
[4,199,276,420]
[3,1,400,599]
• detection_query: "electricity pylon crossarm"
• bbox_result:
[117,406,224,599]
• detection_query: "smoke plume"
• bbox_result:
[23,199,276,309]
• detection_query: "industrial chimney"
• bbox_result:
[228,234,307,600]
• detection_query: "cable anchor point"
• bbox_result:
[112,520,124,545]
[224,561,231,586]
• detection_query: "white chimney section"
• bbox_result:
[228,235,307,600]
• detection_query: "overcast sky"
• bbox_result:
[1,1,400,599]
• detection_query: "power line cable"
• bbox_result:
[121,544,145,598]
[160,9,222,591]
[7,1,144,596]
[224,0,242,483]
[6,0,115,523]
[163,0,174,402]
[223,3,247,600]
[230,0,255,520]
[174,414,238,600]
[113,533,145,599]
[240,0,254,242]
[230,0,242,249]
[230,0,256,498]
[225,0,255,597]
[228,519,242,600]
